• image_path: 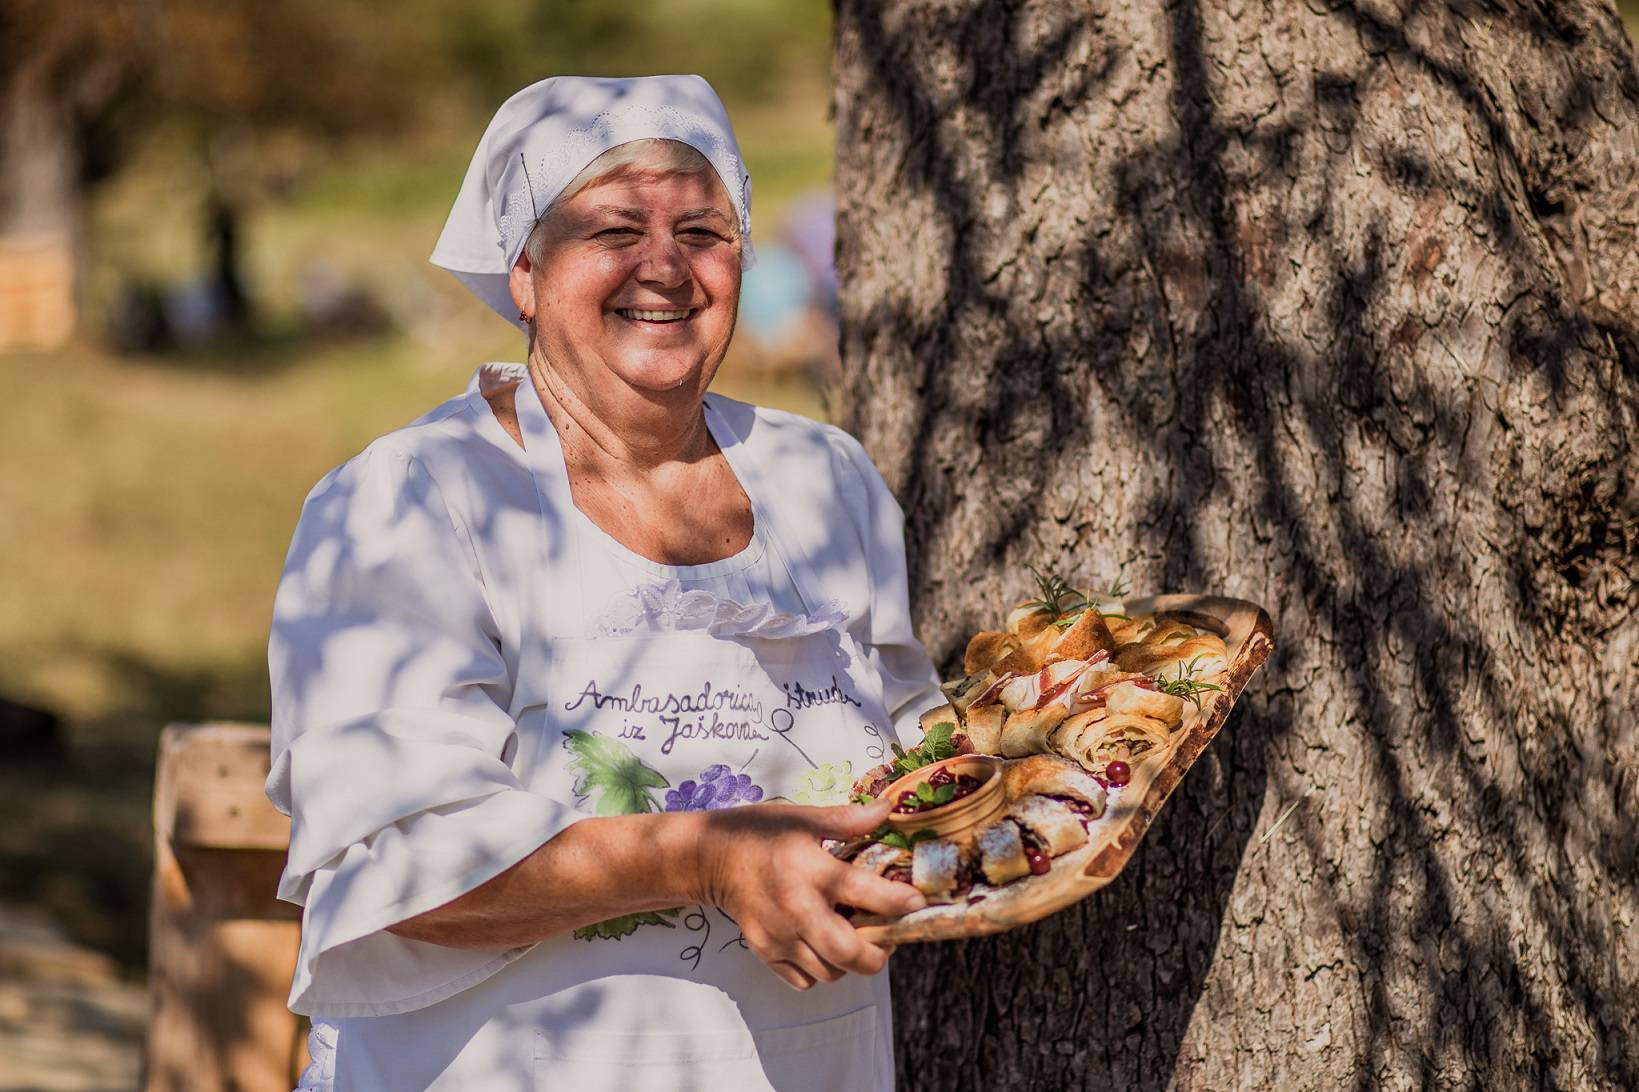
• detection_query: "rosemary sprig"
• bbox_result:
[1150,656,1225,709]
[1043,563,1133,627]
[1100,563,1131,601]
[1024,566,1088,617]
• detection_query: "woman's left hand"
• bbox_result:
[690,798,924,990]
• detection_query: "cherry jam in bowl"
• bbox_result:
[882,755,1006,844]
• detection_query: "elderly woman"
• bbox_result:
[267,75,942,1090]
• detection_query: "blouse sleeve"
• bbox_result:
[824,428,945,745]
[266,441,580,1017]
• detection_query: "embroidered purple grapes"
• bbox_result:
[665,764,764,811]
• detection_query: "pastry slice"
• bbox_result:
[1104,681,1187,728]
[919,703,959,737]
[975,819,1031,885]
[1144,634,1230,679]
[1007,794,1089,856]
[964,631,1034,675]
[998,671,1042,711]
[1000,705,1068,758]
[1052,712,1167,776]
[1115,626,1225,675]
[964,702,1006,754]
[942,670,998,714]
[1062,667,1147,717]
[1049,708,1109,760]
[852,842,913,884]
[1005,602,1058,640]
[1002,754,1107,818]
[911,838,966,902]
[1048,711,1114,770]
[1105,614,1156,646]
[1049,609,1116,662]
[1085,715,1171,776]
[1017,625,1062,670]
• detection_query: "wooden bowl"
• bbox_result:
[881,755,1006,844]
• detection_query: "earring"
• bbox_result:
[518,309,530,323]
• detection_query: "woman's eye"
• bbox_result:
[680,228,725,244]
[594,227,641,241]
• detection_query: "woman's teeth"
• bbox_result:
[618,308,691,322]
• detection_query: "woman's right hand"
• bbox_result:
[691,799,926,991]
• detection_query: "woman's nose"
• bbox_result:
[635,236,691,289]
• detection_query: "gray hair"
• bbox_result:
[522,138,737,264]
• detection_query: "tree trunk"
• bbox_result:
[0,65,81,240]
[831,1,1639,1088]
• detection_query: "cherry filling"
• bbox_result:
[884,865,914,885]
[1020,829,1052,875]
[1048,794,1099,831]
[1104,760,1132,787]
[893,772,983,814]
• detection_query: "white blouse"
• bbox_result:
[266,362,942,1020]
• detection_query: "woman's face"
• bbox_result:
[512,163,742,400]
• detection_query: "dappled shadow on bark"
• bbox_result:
[834,0,1639,1086]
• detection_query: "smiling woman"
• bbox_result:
[508,141,754,564]
[267,75,944,1092]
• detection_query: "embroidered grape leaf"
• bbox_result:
[562,730,669,816]
[790,760,855,806]
[573,908,680,941]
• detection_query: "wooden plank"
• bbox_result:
[0,233,75,352]
[144,723,307,1092]
[163,723,292,851]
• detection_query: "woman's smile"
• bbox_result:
[613,306,697,325]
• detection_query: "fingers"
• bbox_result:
[769,960,817,992]
[827,860,927,918]
[787,939,848,985]
[806,798,893,839]
[803,905,891,977]
[746,881,895,985]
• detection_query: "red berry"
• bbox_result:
[1106,761,1131,787]
[1026,848,1051,875]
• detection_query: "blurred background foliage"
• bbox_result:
[0,0,1635,980]
[0,0,836,970]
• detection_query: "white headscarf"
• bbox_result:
[431,74,756,329]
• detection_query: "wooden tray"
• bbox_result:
[852,594,1274,944]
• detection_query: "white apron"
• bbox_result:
[323,386,902,1090]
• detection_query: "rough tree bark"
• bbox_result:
[832,1,1639,1088]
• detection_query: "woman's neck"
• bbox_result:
[525,348,714,475]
